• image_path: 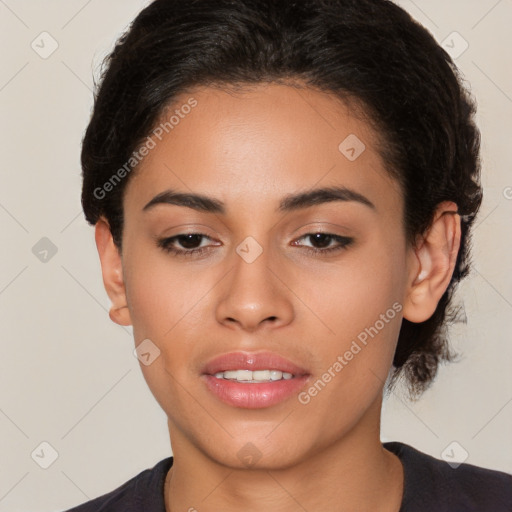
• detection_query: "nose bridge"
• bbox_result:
[215,234,294,330]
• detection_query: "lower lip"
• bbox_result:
[203,375,310,409]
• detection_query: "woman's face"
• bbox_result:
[119,83,416,468]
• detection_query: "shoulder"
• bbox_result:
[62,457,173,512]
[384,441,512,512]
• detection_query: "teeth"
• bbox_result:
[213,369,294,382]
[254,370,271,380]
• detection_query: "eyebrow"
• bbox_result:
[142,185,375,214]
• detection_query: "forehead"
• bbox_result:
[124,82,401,217]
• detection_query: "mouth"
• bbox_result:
[201,351,310,409]
[212,369,295,382]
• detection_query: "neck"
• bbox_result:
[164,398,403,512]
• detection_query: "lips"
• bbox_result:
[201,351,310,409]
[201,351,309,376]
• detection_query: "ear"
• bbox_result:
[94,218,132,326]
[403,201,461,323]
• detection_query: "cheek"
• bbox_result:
[123,244,204,337]
[298,233,407,385]
[124,223,407,354]
[305,236,406,330]
[122,245,223,383]
[122,248,208,412]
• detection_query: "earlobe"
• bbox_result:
[403,201,461,323]
[94,218,132,327]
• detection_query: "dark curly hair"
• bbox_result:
[80,0,482,398]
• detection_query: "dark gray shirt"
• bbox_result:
[64,441,512,511]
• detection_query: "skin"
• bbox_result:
[95,82,461,511]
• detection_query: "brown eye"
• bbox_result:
[158,233,216,257]
[292,233,353,254]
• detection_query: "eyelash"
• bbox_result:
[157,232,354,258]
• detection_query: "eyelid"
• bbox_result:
[291,221,353,236]
[157,223,217,237]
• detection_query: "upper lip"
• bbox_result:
[202,351,309,376]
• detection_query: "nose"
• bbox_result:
[215,242,294,332]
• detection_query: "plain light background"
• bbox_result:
[0,1,511,510]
